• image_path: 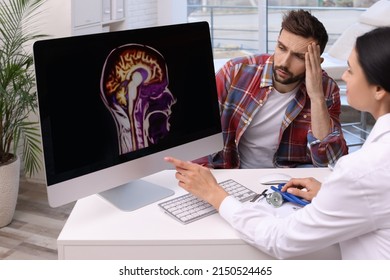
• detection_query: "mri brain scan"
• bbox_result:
[100,44,177,154]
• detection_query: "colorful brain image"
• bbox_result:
[100,44,177,154]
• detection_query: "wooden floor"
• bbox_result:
[0,180,75,260]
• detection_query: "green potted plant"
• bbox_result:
[0,0,46,227]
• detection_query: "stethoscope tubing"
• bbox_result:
[270,184,310,206]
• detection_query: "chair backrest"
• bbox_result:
[322,0,390,80]
[328,0,390,62]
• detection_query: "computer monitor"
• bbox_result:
[33,22,223,211]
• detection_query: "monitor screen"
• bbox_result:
[33,22,223,211]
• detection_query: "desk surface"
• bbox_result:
[57,168,341,260]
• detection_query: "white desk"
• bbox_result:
[57,168,341,260]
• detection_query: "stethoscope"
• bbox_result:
[253,183,310,207]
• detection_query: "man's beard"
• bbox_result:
[273,65,305,85]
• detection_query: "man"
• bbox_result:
[165,26,390,259]
[201,10,348,168]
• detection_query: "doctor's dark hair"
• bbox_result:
[355,26,390,93]
[281,9,328,54]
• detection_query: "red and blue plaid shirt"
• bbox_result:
[202,54,348,168]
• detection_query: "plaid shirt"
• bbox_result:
[204,54,348,168]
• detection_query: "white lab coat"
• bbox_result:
[219,113,390,259]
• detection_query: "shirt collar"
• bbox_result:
[364,113,390,145]
[260,55,274,88]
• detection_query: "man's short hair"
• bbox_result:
[281,9,328,54]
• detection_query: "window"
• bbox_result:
[187,0,376,59]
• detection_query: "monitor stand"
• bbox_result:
[98,180,174,211]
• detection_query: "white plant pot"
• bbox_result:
[0,156,20,228]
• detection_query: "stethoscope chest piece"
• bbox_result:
[266,191,283,208]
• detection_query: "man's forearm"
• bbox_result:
[310,98,331,140]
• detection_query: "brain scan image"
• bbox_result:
[100,44,177,154]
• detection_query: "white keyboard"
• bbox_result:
[158,179,256,224]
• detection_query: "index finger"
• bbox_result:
[164,156,192,170]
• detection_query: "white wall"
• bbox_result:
[122,0,158,29]
[40,0,72,38]
[157,0,187,25]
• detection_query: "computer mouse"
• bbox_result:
[258,173,292,185]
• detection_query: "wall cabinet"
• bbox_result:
[72,0,124,35]
[104,0,124,21]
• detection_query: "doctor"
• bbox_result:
[165,26,390,259]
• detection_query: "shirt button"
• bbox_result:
[304,114,307,118]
